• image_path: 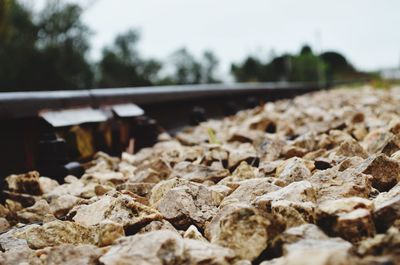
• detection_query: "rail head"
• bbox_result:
[0,82,325,119]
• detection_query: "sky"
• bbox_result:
[33,0,400,79]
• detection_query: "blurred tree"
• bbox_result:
[0,0,39,91]
[231,57,263,82]
[290,45,327,82]
[0,0,93,91]
[0,0,369,91]
[231,45,328,83]
[167,48,202,85]
[320,51,356,81]
[97,30,162,87]
[201,50,220,83]
[161,48,220,85]
[35,0,94,90]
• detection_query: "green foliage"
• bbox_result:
[164,48,220,85]
[0,0,39,90]
[0,1,372,92]
[98,30,162,87]
[290,50,327,82]
[0,0,93,91]
[230,45,369,84]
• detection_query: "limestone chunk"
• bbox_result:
[257,137,286,162]
[49,194,84,218]
[205,203,270,261]
[16,199,55,224]
[139,220,179,234]
[381,134,400,156]
[154,182,221,229]
[334,138,368,158]
[374,195,400,232]
[268,224,351,262]
[130,157,172,183]
[116,182,155,197]
[203,145,229,165]
[271,200,316,227]
[0,246,41,265]
[0,218,10,233]
[208,184,234,198]
[276,224,329,247]
[317,197,375,242]
[355,227,400,259]
[261,246,351,265]
[220,178,280,207]
[318,197,374,215]
[308,167,372,202]
[219,161,258,184]
[72,193,162,228]
[37,244,105,265]
[356,154,400,191]
[268,226,351,265]
[0,226,31,251]
[183,238,237,265]
[38,176,59,194]
[0,204,9,218]
[391,149,400,161]
[44,177,91,201]
[5,171,43,195]
[170,161,229,183]
[283,234,352,256]
[255,181,317,207]
[337,156,364,171]
[149,177,191,205]
[226,143,259,169]
[14,220,124,249]
[81,170,127,186]
[362,129,393,154]
[183,225,208,242]
[253,181,317,227]
[276,157,312,184]
[99,230,185,265]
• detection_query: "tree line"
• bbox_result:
[0,0,370,92]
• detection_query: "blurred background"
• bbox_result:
[1,0,399,92]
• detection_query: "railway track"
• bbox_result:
[0,81,360,179]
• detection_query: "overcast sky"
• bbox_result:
[34,0,400,78]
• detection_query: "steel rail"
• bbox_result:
[0,82,322,119]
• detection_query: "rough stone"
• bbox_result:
[205,203,270,261]
[183,225,207,242]
[37,244,105,265]
[356,154,400,192]
[14,220,124,249]
[5,171,43,195]
[308,167,373,202]
[276,158,312,184]
[220,178,280,207]
[254,181,317,227]
[99,230,185,265]
[317,197,375,242]
[16,199,55,224]
[49,194,84,219]
[71,193,162,228]
[373,185,400,232]
[170,161,229,183]
[154,181,221,229]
